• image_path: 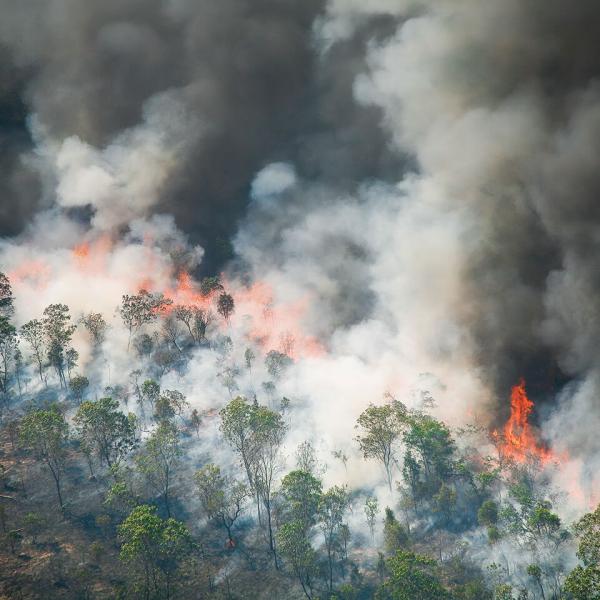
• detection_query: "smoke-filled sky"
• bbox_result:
[2,0,600,510]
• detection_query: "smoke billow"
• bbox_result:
[2,0,600,515]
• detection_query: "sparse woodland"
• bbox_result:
[0,270,596,600]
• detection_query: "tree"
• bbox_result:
[0,272,14,318]
[42,303,76,388]
[118,505,194,600]
[296,441,319,475]
[565,504,600,599]
[200,276,223,296]
[20,319,46,384]
[217,292,235,322]
[136,421,182,517]
[376,551,451,600]
[355,401,406,491]
[154,390,188,423]
[194,464,248,545]
[80,312,107,346]
[120,290,172,350]
[190,409,201,437]
[0,318,17,394]
[277,520,318,600]
[244,347,255,370]
[20,406,69,511]
[319,485,350,593]
[265,350,292,379]
[173,305,213,344]
[364,496,379,542]
[69,375,89,405]
[220,397,260,495]
[278,470,322,533]
[383,508,409,556]
[252,405,287,567]
[74,397,138,474]
[402,413,456,497]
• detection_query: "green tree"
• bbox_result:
[190,408,201,437]
[80,311,107,346]
[118,505,195,600]
[194,463,248,545]
[42,303,76,388]
[278,470,322,533]
[20,319,46,384]
[0,318,17,395]
[69,374,89,405]
[565,504,600,599]
[319,485,350,593]
[136,421,182,517]
[74,397,138,473]
[252,405,287,567]
[20,406,69,511]
[217,292,235,322]
[355,400,406,491]
[376,551,451,600]
[402,413,456,498]
[383,508,409,556]
[277,520,318,600]
[120,290,172,350]
[364,496,379,542]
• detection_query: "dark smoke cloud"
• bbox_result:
[0,0,402,268]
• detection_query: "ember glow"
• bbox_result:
[162,271,324,359]
[493,379,556,465]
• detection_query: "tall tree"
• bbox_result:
[20,319,46,384]
[20,406,69,511]
[565,504,600,599]
[135,421,182,517]
[194,463,248,546]
[217,292,235,323]
[355,400,407,491]
[118,505,194,600]
[319,485,350,593]
[120,290,172,350]
[74,397,138,474]
[0,319,17,395]
[376,551,452,600]
[42,303,76,388]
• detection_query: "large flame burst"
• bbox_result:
[493,378,555,465]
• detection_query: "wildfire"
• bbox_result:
[160,271,324,359]
[493,378,556,465]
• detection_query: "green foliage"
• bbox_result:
[565,504,600,599]
[69,374,89,404]
[20,405,69,509]
[279,470,322,532]
[136,421,182,517]
[74,397,138,471]
[478,500,499,527]
[376,551,451,600]
[118,505,195,599]
[364,496,379,541]
[217,292,235,321]
[383,508,409,556]
[277,520,318,599]
[194,463,248,542]
[264,350,292,379]
[355,400,406,490]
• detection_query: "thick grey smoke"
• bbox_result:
[0,0,402,266]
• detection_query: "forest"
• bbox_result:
[0,269,597,600]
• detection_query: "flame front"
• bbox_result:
[493,378,555,464]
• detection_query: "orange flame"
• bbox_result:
[493,379,555,465]
[158,271,324,359]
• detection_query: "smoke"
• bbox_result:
[2,0,600,543]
